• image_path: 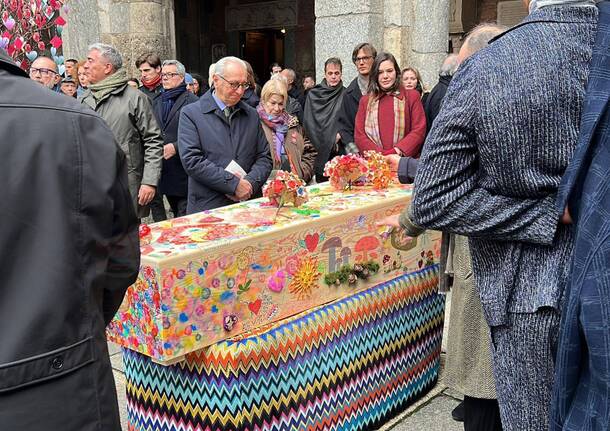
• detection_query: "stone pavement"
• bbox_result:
[109,293,463,431]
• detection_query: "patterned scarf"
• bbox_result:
[364,91,406,149]
[529,0,598,12]
[256,103,290,162]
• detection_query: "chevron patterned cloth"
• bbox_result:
[123,266,444,431]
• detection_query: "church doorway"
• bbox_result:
[174,0,314,87]
[240,29,285,84]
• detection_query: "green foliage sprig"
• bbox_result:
[324,261,380,286]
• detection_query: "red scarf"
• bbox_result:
[141,74,161,90]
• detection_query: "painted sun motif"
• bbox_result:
[288,256,321,299]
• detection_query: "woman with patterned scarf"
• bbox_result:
[354,52,426,157]
[256,79,317,183]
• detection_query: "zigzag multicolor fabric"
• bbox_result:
[123,265,444,431]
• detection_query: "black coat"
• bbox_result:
[337,77,362,147]
[153,89,199,197]
[288,86,306,109]
[178,91,273,213]
[241,87,260,108]
[0,49,139,430]
[424,75,452,134]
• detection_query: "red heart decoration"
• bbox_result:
[304,233,319,252]
[248,299,262,315]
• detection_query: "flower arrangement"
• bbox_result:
[323,154,369,190]
[363,150,392,190]
[262,170,309,208]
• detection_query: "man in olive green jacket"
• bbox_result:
[82,43,163,219]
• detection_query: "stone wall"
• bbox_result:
[314,0,449,88]
[62,0,175,76]
[314,0,384,84]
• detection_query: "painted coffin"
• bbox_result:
[107,182,441,362]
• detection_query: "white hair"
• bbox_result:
[214,56,247,77]
[162,59,186,76]
[88,43,123,71]
[439,54,460,77]
[208,63,216,87]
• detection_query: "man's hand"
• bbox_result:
[163,143,177,160]
[138,184,156,206]
[384,154,401,172]
[335,133,341,144]
[234,178,253,201]
[560,206,573,224]
[376,214,401,228]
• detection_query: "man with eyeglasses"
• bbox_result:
[337,42,377,155]
[178,56,272,213]
[151,60,199,218]
[81,43,163,221]
[29,56,61,91]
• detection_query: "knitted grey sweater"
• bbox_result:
[404,6,598,326]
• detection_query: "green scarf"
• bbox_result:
[89,68,129,101]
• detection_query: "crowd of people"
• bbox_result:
[2,0,610,429]
[25,39,450,220]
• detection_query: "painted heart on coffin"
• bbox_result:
[248,299,262,315]
[304,233,319,252]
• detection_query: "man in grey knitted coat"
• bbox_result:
[395,2,600,430]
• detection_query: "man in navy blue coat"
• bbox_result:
[553,2,610,429]
[178,56,272,214]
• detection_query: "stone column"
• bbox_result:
[314,0,383,84]
[383,0,410,72]
[62,0,175,76]
[406,0,450,88]
[61,0,101,61]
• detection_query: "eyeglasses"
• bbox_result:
[355,56,373,63]
[161,72,181,79]
[29,67,58,77]
[218,75,250,91]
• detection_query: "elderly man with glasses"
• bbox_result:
[151,60,199,218]
[29,56,61,90]
[178,56,272,213]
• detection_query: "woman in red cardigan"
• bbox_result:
[354,52,427,157]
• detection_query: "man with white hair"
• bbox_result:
[81,43,163,219]
[178,56,272,213]
[280,68,305,108]
[152,59,199,218]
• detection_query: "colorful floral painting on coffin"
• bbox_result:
[107,184,442,361]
